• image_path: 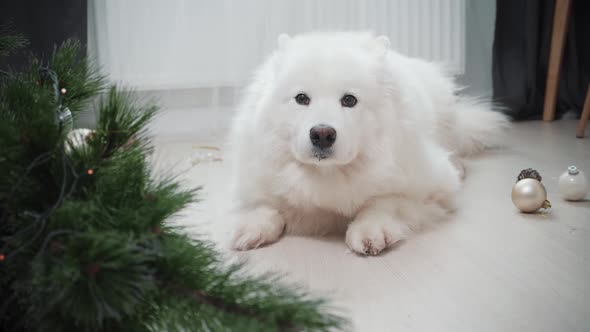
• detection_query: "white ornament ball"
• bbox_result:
[558,166,589,201]
[511,178,550,213]
[65,128,95,153]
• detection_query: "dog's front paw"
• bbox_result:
[231,207,285,251]
[345,217,409,256]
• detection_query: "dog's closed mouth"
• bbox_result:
[313,150,332,161]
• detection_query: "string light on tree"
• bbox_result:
[50,240,64,254]
[60,87,67,94]
[86,263,101,278]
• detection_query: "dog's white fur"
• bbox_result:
[227,31,508,255]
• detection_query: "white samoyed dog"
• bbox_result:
[226,31,508,255]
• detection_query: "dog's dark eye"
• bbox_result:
[341,94,357,108]
[295,93,310,105]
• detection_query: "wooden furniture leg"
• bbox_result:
[543,0,571,122]
[576,86,590,138]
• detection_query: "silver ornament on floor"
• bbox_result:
[511,168,551,213]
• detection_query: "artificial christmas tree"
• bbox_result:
[0,30,345,331]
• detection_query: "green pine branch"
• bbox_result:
[0,23,28,57]
[0,35,348,331]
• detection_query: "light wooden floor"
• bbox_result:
[154,120,590,332]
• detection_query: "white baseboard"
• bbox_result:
[149,107,235,144]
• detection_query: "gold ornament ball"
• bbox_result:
[511,178,550,213]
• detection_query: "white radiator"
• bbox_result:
[90,0,466,90]
[371,0,466,75]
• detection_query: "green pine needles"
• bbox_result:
[0,35,346,331]
[0,23,28,57]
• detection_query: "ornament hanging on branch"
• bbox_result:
[65,128,95,153]
[56,106,72,131]
[511,168,551,213]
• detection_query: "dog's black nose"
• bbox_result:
[309,125,337,149]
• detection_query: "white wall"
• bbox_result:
[82,0,496,142]
[90,0,466,90]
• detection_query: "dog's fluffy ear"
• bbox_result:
[278,33,292,50]
[375,35,390,54]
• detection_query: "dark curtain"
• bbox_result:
[492,0,590,120]
[0,0,87,69]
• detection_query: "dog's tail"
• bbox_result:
[447,96,511,157]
